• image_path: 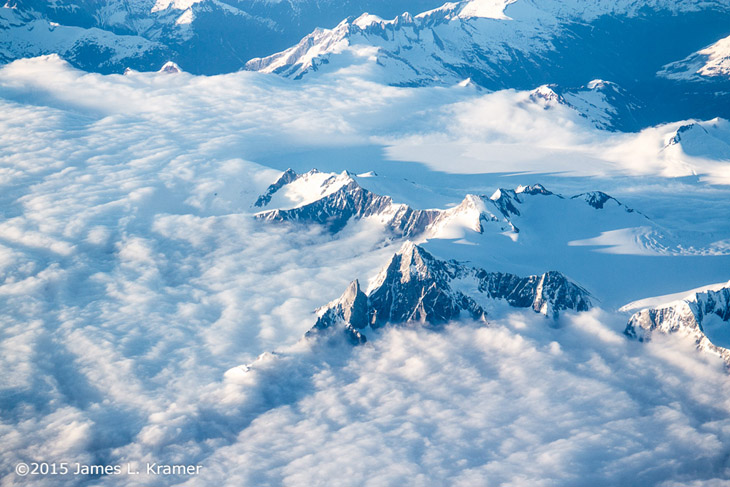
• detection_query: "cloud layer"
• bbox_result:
[0,56,730,486]
[181,311,730,487]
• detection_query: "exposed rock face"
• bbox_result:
[253,168,657,246]
[309,242,592,344]
[254,169,500,237]
[365,242,486,329]
[571,191,634,212]
[475,270,593,318]
[254,168,298,208]
[625,286,730,363]
[257,179,437,234]
[489,184,556,219]
[309,280,369,345]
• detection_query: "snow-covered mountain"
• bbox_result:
[246,2,730,81]
[625,283,730,364]
[245,0,730,124]
[5,14,730,486]
[253,168,723,257]
[556,80,643,131]
[0,6,169,71]
[0,0,446,73]
[310,241,592,344]
[3,0,730,124]
[254,168,507,237]
[247,0,730,85]
[662,120,730,160]
[659,33,730,82]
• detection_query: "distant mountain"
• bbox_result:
[0,6,169,71]
[0,0,446,73]
[245,0,730,125]
[4,0,730,124]
[659,33,730,82]
[310,241,592,344]
[625,283,730,364]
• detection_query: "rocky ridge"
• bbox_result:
[310,241,592,344]
[254,169,508,237]
[253,169,639,239]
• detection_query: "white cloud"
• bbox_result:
[162,311,730,487]
[0,56,730,487]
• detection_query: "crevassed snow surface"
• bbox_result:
[1,55,730,486]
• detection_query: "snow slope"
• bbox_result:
[659,34,730,82]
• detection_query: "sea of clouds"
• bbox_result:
[1,55,730,486]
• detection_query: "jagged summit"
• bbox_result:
[625,283,730,364]
[309,241,592,344]
[489,184,557,221]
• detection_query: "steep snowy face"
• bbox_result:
[659,34,730,82]
[310,241,592,344]
[625,284,730,363]
[557,80,643,131]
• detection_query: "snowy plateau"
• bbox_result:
[3,0,730,486]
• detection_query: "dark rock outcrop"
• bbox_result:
[254,168,298,208]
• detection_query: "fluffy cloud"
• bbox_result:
[173,311,730,487]
[1,55,730,487]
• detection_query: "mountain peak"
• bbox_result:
[309,243,592,344]
[570,191,632,211]
[529,85,565,107]
[253,168,299,208]
[515,183,553,196]
[159,61,182,73]
[393,240,438,282]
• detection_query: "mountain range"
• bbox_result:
[3,0,730,124]
[253,168,727,257]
